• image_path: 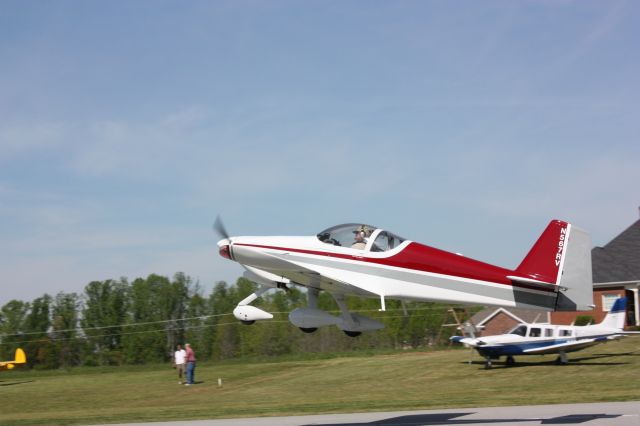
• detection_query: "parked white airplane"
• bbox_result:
[215,217,594,337]
[451,297,639,368]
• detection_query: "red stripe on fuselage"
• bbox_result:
[233,242,555,293]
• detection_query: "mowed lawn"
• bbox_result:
[1,339,639,426]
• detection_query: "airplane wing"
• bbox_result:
[450,336,479,346]
[259,250,381,298]
[522,338,605,354]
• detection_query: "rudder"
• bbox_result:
[14,348,26,364]
[515,220,593,312]
[554,224,594,311]
[599,297,626,329]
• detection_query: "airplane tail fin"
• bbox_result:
[14,348,26,364]
[516,220,569,285]
[599,297,627,329]
[515,220,593,311]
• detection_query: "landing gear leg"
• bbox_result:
[333,293,361,337]
[555,351,569,365]
[506,356,515,366]
[237,284,271,309]
[233,284,273,323]
[308,287,319,309]
[297,288,320,334]
[484,357,492,369]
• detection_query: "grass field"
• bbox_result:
[1,339,639,426]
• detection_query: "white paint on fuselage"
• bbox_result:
[228,236,556,310]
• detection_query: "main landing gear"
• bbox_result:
[484,357,493,369]
[555,351,569,365]
[484,355,515,369]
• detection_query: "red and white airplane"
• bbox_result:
[215,218,593,337]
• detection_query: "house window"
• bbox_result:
[602,294,620,312]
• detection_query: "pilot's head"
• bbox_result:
[354,225,368,241]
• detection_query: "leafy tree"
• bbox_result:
[162,272,191,356]
[574,315,595,326]
[24,295,52,368]
[0,300,29,360]
[183,281,210,358]
[82,280,128,365]
[122,276,167,364]
[49,292,82,368]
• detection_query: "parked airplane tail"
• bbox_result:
[515,220,593,311]
[14,348,26,364]
[599,297,627,329]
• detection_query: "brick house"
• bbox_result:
[470,216,640,335]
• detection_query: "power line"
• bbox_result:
[0,313,426,346]
[0,306,447,340]
[0,312,235,338]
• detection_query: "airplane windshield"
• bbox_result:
[507,325,527,336]
[316,224,405,251]
[370,230,405,252]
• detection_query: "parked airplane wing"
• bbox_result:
[522,339,601,354]
[449,336,479,346]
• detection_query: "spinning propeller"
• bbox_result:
[213,215,230,241]
[214,215,233,260]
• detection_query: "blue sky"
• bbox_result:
[1,0,638,306]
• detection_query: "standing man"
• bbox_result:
[185,343,196,386]
[174,344,186,384]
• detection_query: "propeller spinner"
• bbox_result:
[214,215,233,260]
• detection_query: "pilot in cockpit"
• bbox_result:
[351,225,370,250]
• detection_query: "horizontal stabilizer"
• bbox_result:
[507,276,559,292]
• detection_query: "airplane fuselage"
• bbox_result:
[226,235,558,310]
[452,298,634,367]
[216,219,593,336]
[469,325,622,358]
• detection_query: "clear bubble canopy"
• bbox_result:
[316,223,406,252]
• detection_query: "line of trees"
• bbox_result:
[0,272,463,369]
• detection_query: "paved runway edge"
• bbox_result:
[102,401,640,426]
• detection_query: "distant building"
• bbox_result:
[470,214,640,335]
[552,216,640,327]
[470,307,549,337]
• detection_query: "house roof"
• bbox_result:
[592,219,640,283]
[471,307,549,327]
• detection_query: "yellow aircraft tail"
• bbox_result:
[14,348,26,364]
[0,348,27,371]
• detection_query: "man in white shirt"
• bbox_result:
[173,344,187,384]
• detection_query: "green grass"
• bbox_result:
[1,339,639,425]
